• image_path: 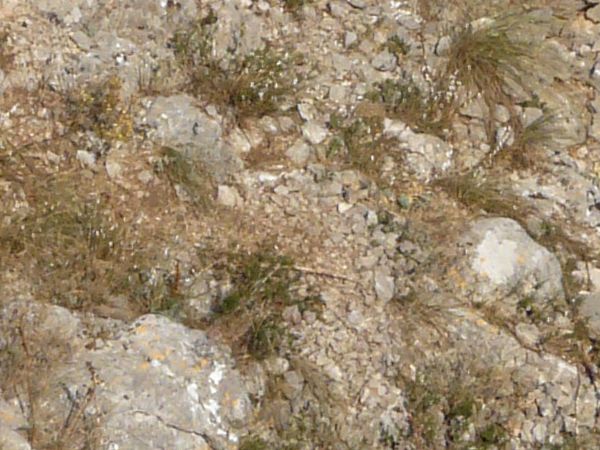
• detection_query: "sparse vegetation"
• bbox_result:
[434,171,531,219]
[173,15,298,119]
[210,248,301,359]
[365,76,457,137]
[153,146,214,212]
[328,115,392,175]
[65,75,133,143]
[282,0,310,14]
[495,110,557,168]
[401,357,511,449]
[0,313,103,449]
[385,35,410,57]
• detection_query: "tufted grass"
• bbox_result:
[172,14,298,120]
[65,75,133,143]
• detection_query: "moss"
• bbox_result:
[385,35,410,57]
[239,436,269,450]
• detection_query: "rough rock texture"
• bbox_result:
[0,301,250,449]
[3,0,600,449]
[457,218,564,307]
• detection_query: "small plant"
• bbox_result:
[499,111,557,168]
[211,248,301,359]
[173,16,297,119]
[445,12,543,109]
[65,75,133,143]
[365,75,457,137]
[153,146,213,212]
[239,436,269,450]
[434,172,531,220]
[385,35,410,57]
[401,357,510,448]
[282,0,310,14]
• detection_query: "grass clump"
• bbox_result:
[65,75,133,143]
[499,111,557,168]
[282,0,311,14]
[401,358,510,449]
[445,12,543,108]
[0,175,126,309]
[173,16,297,119]
[0,162,187,319]
[434,172,531,220]
[153,146,213,212]
[365,76,457,137]
[384,35,410,57]
[211,248,302,360]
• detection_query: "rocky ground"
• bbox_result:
[3,0,600,449]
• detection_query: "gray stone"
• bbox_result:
[344,31,358,48]
[302,121,328,145]
[1,303,250,449]
[146,95,221,148]
[460,218,564,306]
[145,95,243,180]
[217,185,242,207]
[374,268,395,302]
[587,5,600,23]
[281,370,304,399]
[329,84,348,103]
[383,119,453,181]
[76,149,96,168]
[285,140,312,165]
[435,35,451,56]
[515,323,541,347]
[579,293,600,339]
[347,0,366,9]
[297,102,317,121]
[372,50,397,72]
[0,397,30,450]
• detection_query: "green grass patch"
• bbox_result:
[211,248,306,360]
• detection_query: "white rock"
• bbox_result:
[76,150,96,168]
[374,269,395,303]
[217,185,242,207]
[285,139,312,165]
[302,121,328,145]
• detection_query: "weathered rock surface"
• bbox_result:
[456,218,564,307]
[3,0,600,448]
[0,301,250,449]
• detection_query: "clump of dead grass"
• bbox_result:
[445,11,554,150]
[434,171,531,220]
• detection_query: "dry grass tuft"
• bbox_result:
[365,76,457,138]
[65,75,133,143]
[173,15,298,120]
[153,146,214,212]
[434,171,531,220]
